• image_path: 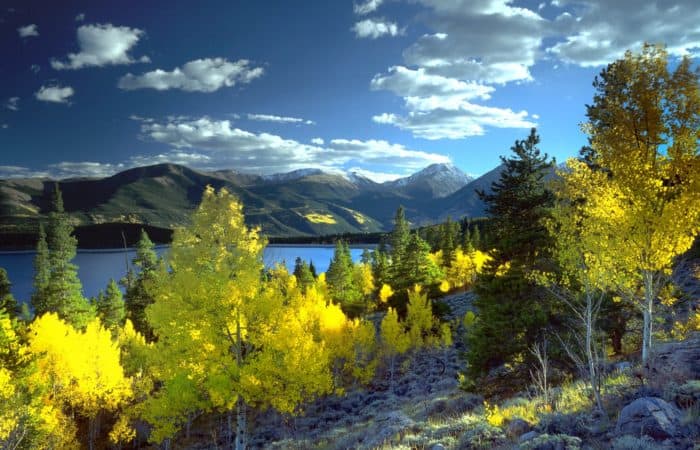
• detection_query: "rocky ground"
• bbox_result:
[177,287,700,450]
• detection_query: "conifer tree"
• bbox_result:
[97,279,126,330]
[389,206,410,283]
[31,223,50,315]
[326,240,363,316]
[0,269,18,318]
[123,229,159,340]
[292,257,315,292]
[33,186,93,328]
[466,128,555,381]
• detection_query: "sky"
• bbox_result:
[1,0,698,182]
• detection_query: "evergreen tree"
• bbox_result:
[471,224,481,251]
[123,229,159,340]
[461,220,474,252]
[389,206,410,284]
[371,249,390,299]
[96,279,125,330]
[0,268,18,318]
[466,128,555,381]
[308,260,317,278]
[292,257,315,292]
[33,186,93,328]
[326,240,363,316]
[31,223,50,315]
[439,217,460,266]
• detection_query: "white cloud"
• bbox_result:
[547,1,700,66]
[51,23,149,70]
[5,97,19,111]
[75,13,85,21]
[17,24,38,38]
[30,64,40,73]
[0,166,46,179]
[48,161,125,179]
[311,137,325,145]
[35,85,74,104]
[352,19,401,39]
[354,0,384,15]
[247,113,314,125]
[136,116,448,175]
[1,124,7,129]
[402,1,545,84]
[118,58,264,92]
[372,102,535,140]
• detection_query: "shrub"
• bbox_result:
[519,433,582,450]
[611,435,662,450]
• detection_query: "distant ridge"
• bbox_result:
[0,162,494,245]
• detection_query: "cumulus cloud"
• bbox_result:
[17,24,38,37]
[5,97,19,111]
[247,113,315,125]
[547,1,700,66]
[30,64,40,73]
[75,13,85,21]
[35,85,74,104]
[372,103,535,140]
[347,167,404,183]
[48,161,125,179]
[352,19,401,39]
[118,58,264,92]
[354,0,384,15]
[51,23,149,70]
[311,137,325,145]
[134,116,448,177]
[0,166,47,179]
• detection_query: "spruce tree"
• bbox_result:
[292,257,315,292]
[123,229,159,340]
[96,279,125,330]
[31,223,50,314]
[326,240,362,316]
[466,128,555,381]
[0,268,18,318]
[389,206,410,285]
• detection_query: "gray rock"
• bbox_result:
[507,418,532,438]
[615,397,682,440]
[645,333,700,387]
[431,444,445,450]
[519,431,539,443]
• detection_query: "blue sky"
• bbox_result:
[1,0,698,182]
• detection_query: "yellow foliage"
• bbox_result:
[379,283,394,303]
[304,212,337,224]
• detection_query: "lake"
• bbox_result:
[0,245,373,303]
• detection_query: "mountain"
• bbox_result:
[383,163,473,199]
[0,163,496,246]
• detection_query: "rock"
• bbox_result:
[615,397,682,440]
[431,444,445,450]
[519,430,539,443]
[645,333,700,387]
[507,418,532,438]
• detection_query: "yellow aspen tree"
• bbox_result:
[583,44,700,362]
[380,307,410,390]
[28,313,133,450]
[144,187,336,450]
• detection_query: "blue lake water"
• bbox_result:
[0,245,372,303]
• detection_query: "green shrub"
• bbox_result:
[611,435,662,450]
[519,433,582,450]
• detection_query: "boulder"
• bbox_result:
[507,418,532,438]
[615,397,682,440]
[519,430,539,443]
[645,333,700,387]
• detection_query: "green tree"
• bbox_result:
[96,279,126,330]
[30,223,50,315]
[326,240,363,317]
[292,257,315,292]
[583,44,700,362]
[0,269,18,319]
[389,206,410,284]
[123,229,159,340]
[466,128,555,381]
[33,186,93,328]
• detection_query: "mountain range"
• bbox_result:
[0,162,503,242]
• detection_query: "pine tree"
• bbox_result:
[466,128,555,381]
[0,269,18,318]
[32,186,93,328]
[389,206,410,283]
[31,223,50,315]
[292,257,315,292]
[326,240,363,317]
[123,229,159,340]
[97,279,125,330]
[471,225,481,251]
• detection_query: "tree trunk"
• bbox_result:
[235,398,247,450]
[641,270,654,363]
[585,295,603,412]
